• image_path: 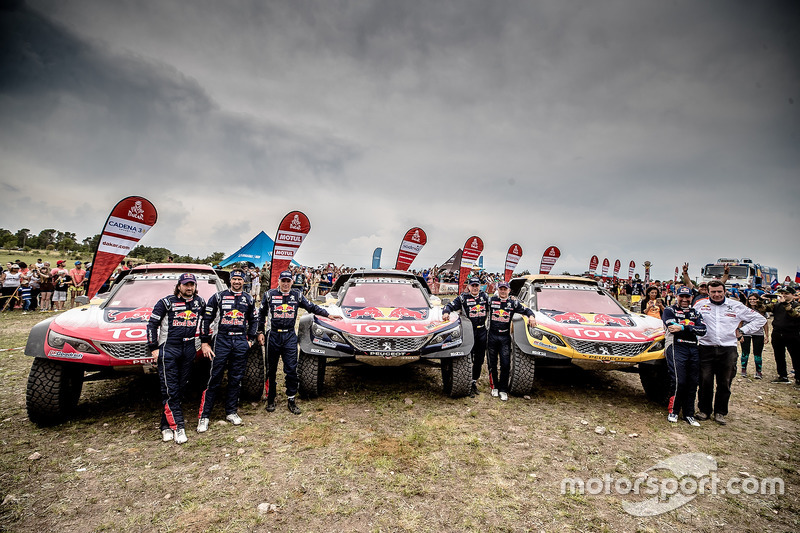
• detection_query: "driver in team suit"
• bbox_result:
[257,270,342,415]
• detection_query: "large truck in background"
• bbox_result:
[701,258,778,289]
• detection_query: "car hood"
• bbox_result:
[536,310,664,343]
[319,305,453,337]
[49,304,152,342]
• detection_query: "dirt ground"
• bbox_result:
[1,311,798,532]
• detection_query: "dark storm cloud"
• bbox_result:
[0,1,359,194]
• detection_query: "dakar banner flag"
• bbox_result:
[628,260,636,281]
[538,246,561,275]
[458,236,484,292]
[674,266,679,283]
[504,243,523,282]
[87,196,157,299]
[589,255,599,274]
[270,211,311,289]
[613,259,621,279]
[601,258,610,280]
[395,227,427,271]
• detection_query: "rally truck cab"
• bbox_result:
[297,269,475,398]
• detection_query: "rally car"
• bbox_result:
[24,263,263,425]
[297,269,475,398]
[507,275,668,401]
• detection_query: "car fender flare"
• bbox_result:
[24,316,57,359]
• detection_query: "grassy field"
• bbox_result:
[0,310,798,532]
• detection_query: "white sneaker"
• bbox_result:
[225,413,243,426]
[161,429,174,442]
[491,389,499,398]
[685,416,700,427]
[499,392,509,402]
[667,413,678,423]
[197,418,209,433]
[174,428,188,444]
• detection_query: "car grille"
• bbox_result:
[97,341,150,359]
[342,334,428,353]
[565,338,651,357]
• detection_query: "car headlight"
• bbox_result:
[311,322,346,344]
[47,330,100,354]
[428,324,462,346]
[648,339,665,352]
[644,327,665,337]
[528,327,566,347]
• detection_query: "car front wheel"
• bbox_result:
[26,358,84,426]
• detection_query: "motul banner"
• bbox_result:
[539,246,561,275]
[589,255,599,274]
[628,260,636,281]
[458,236,484,292]
[613,259,621,279]
[644,260,652,285]
[87,196,157,299]
[395,227,427,271]
[601,258,610,279]
[270,211,311,289]
[674,266,679,283]
[504,243,523,282]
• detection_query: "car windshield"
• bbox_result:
[705,265,750,278]
[341,282,428,308]
[535,287,624,314]
[104,278,219,308]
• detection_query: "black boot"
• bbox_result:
[469,381,478,398]
[287,397,302,415]
[265,400,276,412]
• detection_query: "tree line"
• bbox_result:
[0,227,224,265]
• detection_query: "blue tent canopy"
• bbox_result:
[218,231,301,268]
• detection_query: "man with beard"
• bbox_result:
[197,269,258,432]
[147,273,205,444]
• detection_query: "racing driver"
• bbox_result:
[197,269,258,432]
[258,270,342,415]
[487,281,535,401]
[147,273,205,444]
[442,277,489,397]
[663,286,707,426]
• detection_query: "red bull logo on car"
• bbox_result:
[546,311,631,327]
[107,307,153,323]
[346,307,427,321]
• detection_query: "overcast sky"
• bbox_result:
[1,0,798,281]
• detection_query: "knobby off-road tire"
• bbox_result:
[298,351,326,398]
[639,362,670,405]
[441,354,472,398]
[508,342,536,396]
[241,344,265,401]
[26,358,84,425]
